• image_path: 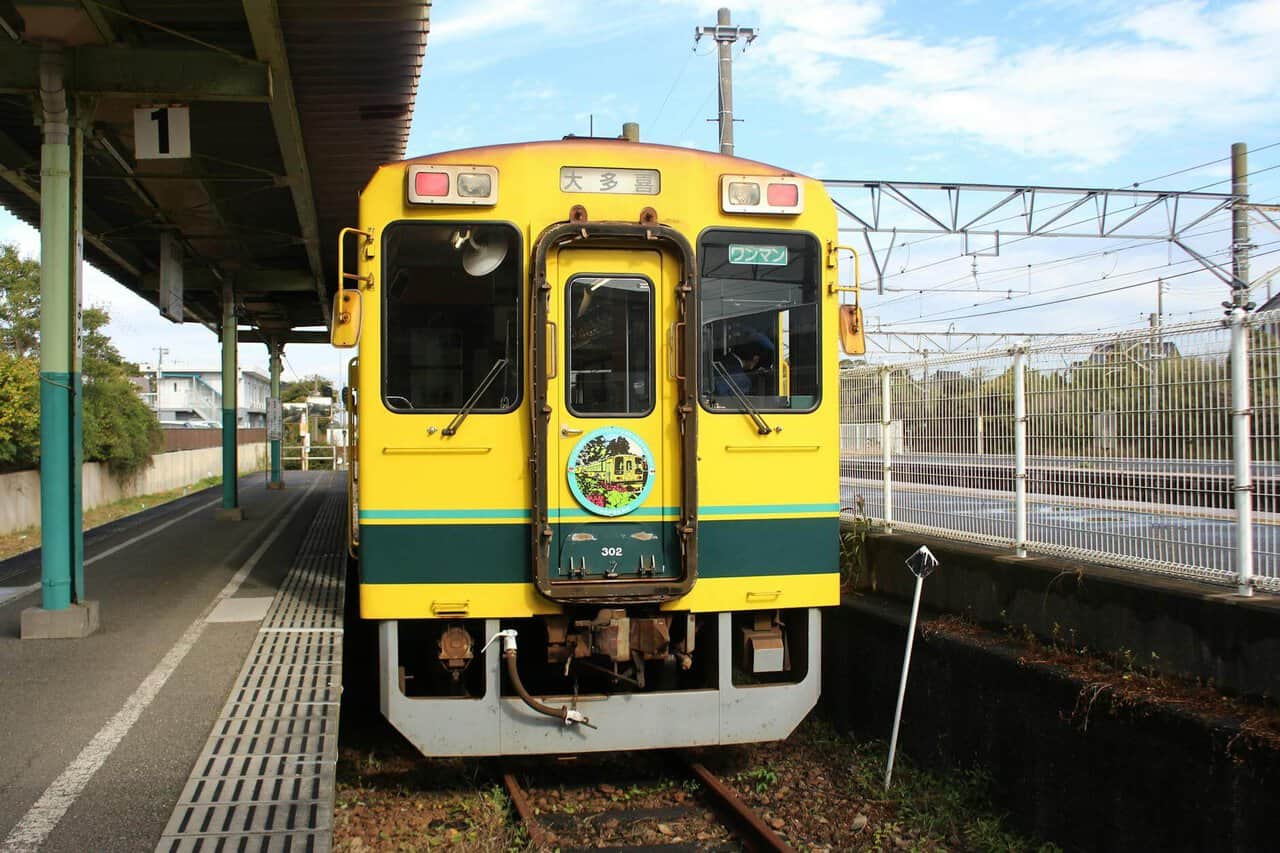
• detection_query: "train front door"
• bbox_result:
[543,247,682,590]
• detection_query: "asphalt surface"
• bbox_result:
[0,471,338,853]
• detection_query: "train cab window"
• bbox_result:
[698,229,821,413]
[566,275,653,416]
[381,222,521,413]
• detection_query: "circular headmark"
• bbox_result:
[566,426,655,517]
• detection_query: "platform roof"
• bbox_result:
[0,1,430,343]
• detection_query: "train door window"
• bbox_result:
[566,275,654,417]
[381,222,521,413]
[697,229,820,413]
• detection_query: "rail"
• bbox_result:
[501,756,796,852]
[841,310,1280,595]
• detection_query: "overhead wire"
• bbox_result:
[883,234,1280,324]
[648,43,698,133]
[882,242,1280,325]
[839,147,1280,290]
[867,186,1280,310]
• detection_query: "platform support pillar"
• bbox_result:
[269,341,283,488]
[217,281,242,520]
[24,43,98,638]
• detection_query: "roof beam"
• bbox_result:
[140,267,319,293]
[238,329,329,344]
[0,44,271,101]
[0,127,141,276]
[241,0,328,324]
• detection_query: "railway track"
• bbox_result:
[501,752,795,852]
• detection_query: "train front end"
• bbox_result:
[336,139,850,756]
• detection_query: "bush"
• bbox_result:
[83,376,162,476]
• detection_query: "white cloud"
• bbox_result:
[666,0,1280,168]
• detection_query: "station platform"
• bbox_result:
[0,471,346,853]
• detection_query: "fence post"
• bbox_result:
[881,367,893,532]
[1230,309,1254,596]
[1013,348,1028,558]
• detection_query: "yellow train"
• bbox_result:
[332,131,863,756]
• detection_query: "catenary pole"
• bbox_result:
[695,8,757,156]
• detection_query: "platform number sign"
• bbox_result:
[133,105,191,159]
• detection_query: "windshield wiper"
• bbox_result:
[712,361,773,435]
[443,358,509,436]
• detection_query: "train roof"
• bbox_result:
[375,138,809,182]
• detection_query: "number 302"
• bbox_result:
[600,546,623,557]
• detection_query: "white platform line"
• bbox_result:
[0,495,222,611]
[0,476,323,853]
[0,584,40,607]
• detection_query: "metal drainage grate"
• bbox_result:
[157,488,346,853]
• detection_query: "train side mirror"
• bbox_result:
[331,289,362,348]
[839,304,865,355]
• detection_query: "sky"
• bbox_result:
[2,0,1279,379]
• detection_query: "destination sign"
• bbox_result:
[728,244,789,266]
[560,166,660,195]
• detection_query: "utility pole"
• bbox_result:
[695,7,757,156]
[1228,142,1254,596]
[1231,143,1252,309]
[154,345,168,414]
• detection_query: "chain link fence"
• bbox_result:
[841,310,1280,594]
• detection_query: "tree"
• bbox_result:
[281,375,334,403]
[0,242,160,475]
[0,244,40,357]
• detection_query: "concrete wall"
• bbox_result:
[823,597,1280,853]
[849,528,1280,699]
[0,442,267,536]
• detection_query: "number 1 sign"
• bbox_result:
[133,105,191,159]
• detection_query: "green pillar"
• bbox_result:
[24,45,98,638]
[37,48,73,612]
[269,342,283,487]
[218,282,241,518]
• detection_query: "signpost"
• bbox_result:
[158,232,183,322]
[266,397,282,441]
[133,105,191,160]
[885,544,940,790]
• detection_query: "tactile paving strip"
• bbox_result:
[157,488,346,853]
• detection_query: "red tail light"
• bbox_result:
[767,182,799,207]
[414,171,449,197]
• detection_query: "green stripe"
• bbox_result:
[360,504,832,520]
[361,508,532,520]
[359,517,836,584]
[698,503,840,515]
[698,516,837,577]
[362,523,529,583]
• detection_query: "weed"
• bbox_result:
[738,765,779,793]
[839,501,871,589]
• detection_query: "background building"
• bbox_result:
[137,365,271,427]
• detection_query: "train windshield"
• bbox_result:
[698,229,820,413]
[381,222,521,413]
